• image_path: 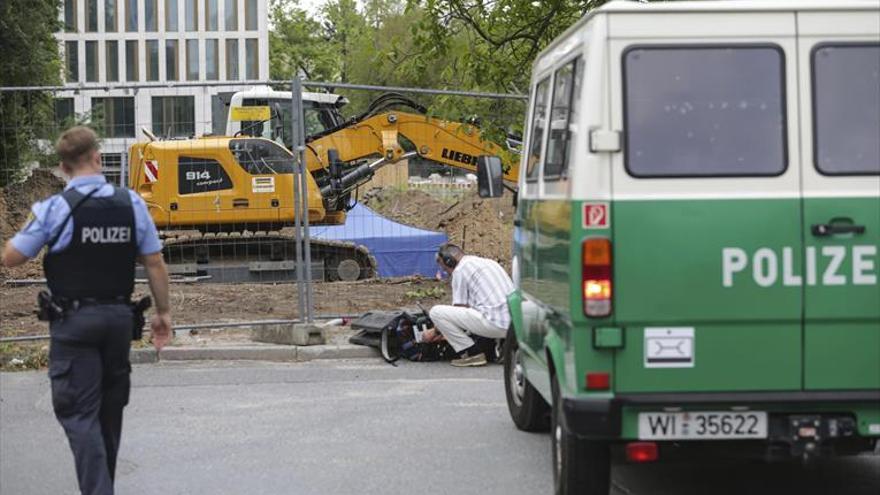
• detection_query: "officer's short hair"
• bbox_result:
[56,126,99,168]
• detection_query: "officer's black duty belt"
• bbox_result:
[57,296,130,311]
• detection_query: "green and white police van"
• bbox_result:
[481,1,880,493]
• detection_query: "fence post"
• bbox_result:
[290,78,314,322]
[290,78,307,320]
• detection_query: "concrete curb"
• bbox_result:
[130,344,379,364]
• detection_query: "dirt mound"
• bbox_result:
[0,168,65,281]
[362,187,515,269]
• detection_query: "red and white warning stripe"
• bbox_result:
[144,160,159,183]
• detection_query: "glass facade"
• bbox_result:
[225,0,238,30]
[186,39,199,80]
[152,96,196,137]
[166,40,179,80]
[65,41,79,82]
[65,0,77,32]
[106,40,119,81]
[126,40,139,81]
[245,0,257,30]
[186,0,199,31]
[85,41,99,82]
[146,40,160,81]
[205,0,218,30]
[105,0,118,32]
[225,39,239,80]
[91,97,136,137]
[166,0,179,31]
[126,0,138,31]
[245,38,258,79]
[55,98,76,125]
[145,0,158,31]
[86,0,98,32]
[206,39,219,80]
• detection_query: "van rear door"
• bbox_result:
[607,16,804,393]
[797,23,880,390]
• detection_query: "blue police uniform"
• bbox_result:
[11,174,161,495]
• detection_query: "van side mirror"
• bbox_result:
[476,155,504,198]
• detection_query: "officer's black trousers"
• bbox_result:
[49,304,133,495]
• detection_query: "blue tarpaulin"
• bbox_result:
[310,202,448,278]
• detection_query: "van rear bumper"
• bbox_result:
[562,390,880,438]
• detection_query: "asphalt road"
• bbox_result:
[2,359,879,495]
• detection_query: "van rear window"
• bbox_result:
[623,46,786,178]
[812,44,880,176]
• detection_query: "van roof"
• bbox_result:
[533,0,880,70]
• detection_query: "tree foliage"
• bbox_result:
[0,0,62,187]
[269,1,607,144]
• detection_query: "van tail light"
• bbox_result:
[626,442,658,463]
[585,372,610,390]
[583,238,612,317]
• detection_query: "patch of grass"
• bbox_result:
[404,286,446,300]
[0,342,49,371]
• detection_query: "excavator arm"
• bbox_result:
[304,111,518,183]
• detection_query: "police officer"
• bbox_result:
[1,126,172,495]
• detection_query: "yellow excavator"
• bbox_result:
[128,90,519,282]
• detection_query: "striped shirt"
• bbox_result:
[451,255,515,329]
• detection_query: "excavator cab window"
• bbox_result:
[229,138,295,175]
[240,98,342,148]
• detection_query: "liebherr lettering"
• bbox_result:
[722,246,877,287]
[81,226,132,244]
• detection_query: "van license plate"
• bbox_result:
[638,411,767,440]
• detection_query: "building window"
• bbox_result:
[86,0,98,32]
[623,46,785,177]
[813,44,880,175]
[55,98,76,126]
[205,0,218,30]
[126,40,139,81]
[185,0,199,31]
[146,40,160,81]
[225,0,238,30]
[225,39,239,80]
[105,0,118,32]
[106,41,119,82]
[166,0,178,31]
[152,96,195,137]
[64,0,77,32]
[166,40,179,80]
[145,0,158,31]
[91,97,136,138]
[186,39,199,80]
[65,41,79,82]
[126,0,138,31]
[85,41,99,82]
[206,39,219,80]
[245,38,258,79]
[245,0,257,30]
[101,153,124,185]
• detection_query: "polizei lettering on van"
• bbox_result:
[81,226,132,244]
[722,246,878,287]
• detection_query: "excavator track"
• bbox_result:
[157,230,377,284]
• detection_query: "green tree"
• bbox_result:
[409,0,604,93]
[269,0,337,80]
[321,0,368,83]
[0,0,63,187]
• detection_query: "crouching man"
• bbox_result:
[424,243,514,367]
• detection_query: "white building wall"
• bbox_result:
[55,0,270,164]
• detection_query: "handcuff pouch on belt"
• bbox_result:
[36,290,64,322]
